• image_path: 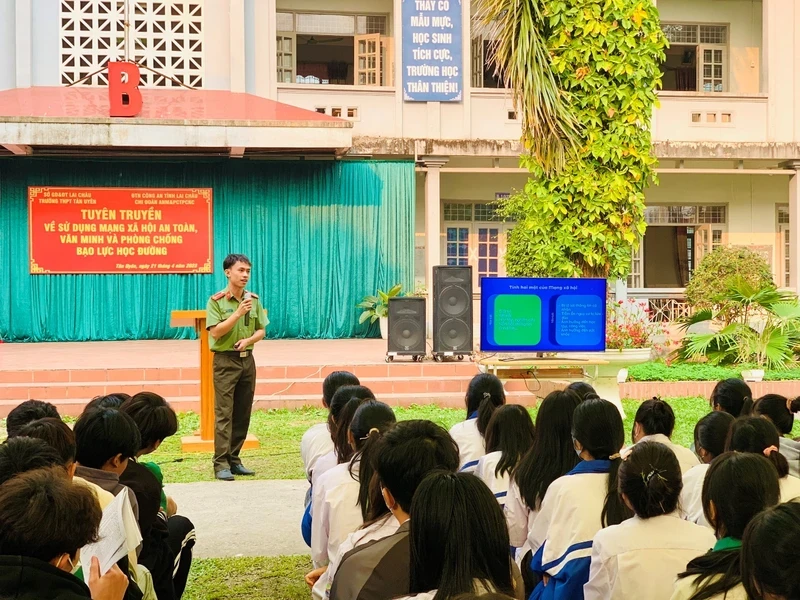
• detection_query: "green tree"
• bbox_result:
[478,0,667,278]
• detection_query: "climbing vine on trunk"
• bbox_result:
[500,0,667,279]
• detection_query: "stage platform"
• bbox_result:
[0,339,557,417]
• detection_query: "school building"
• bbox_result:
[1,0,799,341]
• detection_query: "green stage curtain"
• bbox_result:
[0,159,415,342]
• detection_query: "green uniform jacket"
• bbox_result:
[206,289,269,352]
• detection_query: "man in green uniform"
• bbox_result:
[206,253,268,481]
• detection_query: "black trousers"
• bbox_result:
[168,515,196,599]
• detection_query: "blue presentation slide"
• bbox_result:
[480,278,607,353]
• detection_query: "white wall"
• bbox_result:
[0,0,16,91]
[204,1,233,91]
[31,0,59,86]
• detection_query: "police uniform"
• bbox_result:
[206,289,269,474]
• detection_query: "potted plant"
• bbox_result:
[357,284,403,340]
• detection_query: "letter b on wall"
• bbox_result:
[108,62,143,117]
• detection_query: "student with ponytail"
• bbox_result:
[527,398,633,600]
[584,442,715,600]
[449,374,506,472]
[310,400,395,569]
[628,398,699,474]
[709,379,753,417]
[680,411,734,528]
[741,502,800,600]
[672,452,780,600]
[754,394,800,477]
[475,405,535,507]
[726,416,800,502]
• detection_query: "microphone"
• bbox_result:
[244,292,252,326]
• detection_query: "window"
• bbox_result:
[446,227,470,267]
[477,227,501,282]
[659,23,727,93]
[444,203,472,221]
[779,205,790,287]
[277,11,391,86]
[470,36,508,88]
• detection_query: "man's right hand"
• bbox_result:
[88,557,128,600]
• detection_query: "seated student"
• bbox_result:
[5,399,60,438]
[0,436,65,484]
[566,382,599,401]
[709,379,753,417]
[311,400,396,569]
[754,394,800,478]
[584,441,715,600]
[327,420,461,600]
[626,398,699,474]
[121,392,195,599]
[449,373,506,472]
[528,398,633,600]
[672,452,781,600]
[506,390,583,574]
[680,412,734,528]
[0,467,129,600]
[394,472,522,600]
[302,371,360,485]
[476,405,535,507]
[741,502,800,600]
[726,416,800,502]
[84,393,133,414]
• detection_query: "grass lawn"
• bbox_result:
[183,556,312,600]
[152,397,718,483]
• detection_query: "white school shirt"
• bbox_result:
[671,574,748,600]
[779,474,800,502]
[629,434,700,474]
[680,463,710,529]
[301,423,334,480]
[779,437,800,479]
[450,418,485,472]
[505,480,539,564]
[476,450,511,506]
[311,450,338,490]
[312,513,402,600]
[584,513,716,600]
[311,459,362,568]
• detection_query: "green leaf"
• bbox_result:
[358,311,373,324]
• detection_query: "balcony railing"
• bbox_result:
[628,288,693,323]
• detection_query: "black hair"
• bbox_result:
[223,253,251,270]
[634,397,676,440]
[742,502,800,600]
[374,420,460,514]
[484,405,535,478]
[17,418,76,466]
[74,408,142,469]
[409,472,515,600]
[6,400,60,438]
[83,393,132,414]
[678,452,781,600]
[0,436,65,485]
[0,467,101,564]
[120,391,179,451]
[328,385,375,461]
[322,371,360,409]
[693,411,735,463]
[754,394,800,435]
[347,400,396,522]
[464,373,506,437]
[710,379,753,417]
[566,382,598,401]
[513,390,582,511]
[726,416,789,478]
[618,441,682,518]
[572,398,632,527]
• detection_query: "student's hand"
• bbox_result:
[167,496,178,517]
[304,566,327,588]
[88,557,128,600]
[233,338,250,351]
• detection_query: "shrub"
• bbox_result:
[685,246,776,324]
[627,362,800,382]
[606,300,669,351]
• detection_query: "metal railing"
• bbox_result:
[627,289,693,323]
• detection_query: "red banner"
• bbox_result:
[28,187,213,274]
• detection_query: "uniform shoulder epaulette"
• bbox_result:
[210,291,226,301]
[249,292,259,299]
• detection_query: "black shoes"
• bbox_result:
[215,469,235,481]
[230,464,255,476]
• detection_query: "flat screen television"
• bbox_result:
[480,277,607,353]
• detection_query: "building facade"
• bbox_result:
[1,0,799,329]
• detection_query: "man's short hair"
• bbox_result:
[83,393,132,414]
[74,408,142,469]
[17,418,77,466]
[0,437,65,485]
[121,392,179,450]
[223,253,251,270]
[6,400,60,438]
[0,467,101,563]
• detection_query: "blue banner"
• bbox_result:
[402,0,463,102]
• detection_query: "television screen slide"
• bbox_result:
[480,278,607,353]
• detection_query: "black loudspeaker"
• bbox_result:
[387,297,426,361]
[433,266,473,356]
